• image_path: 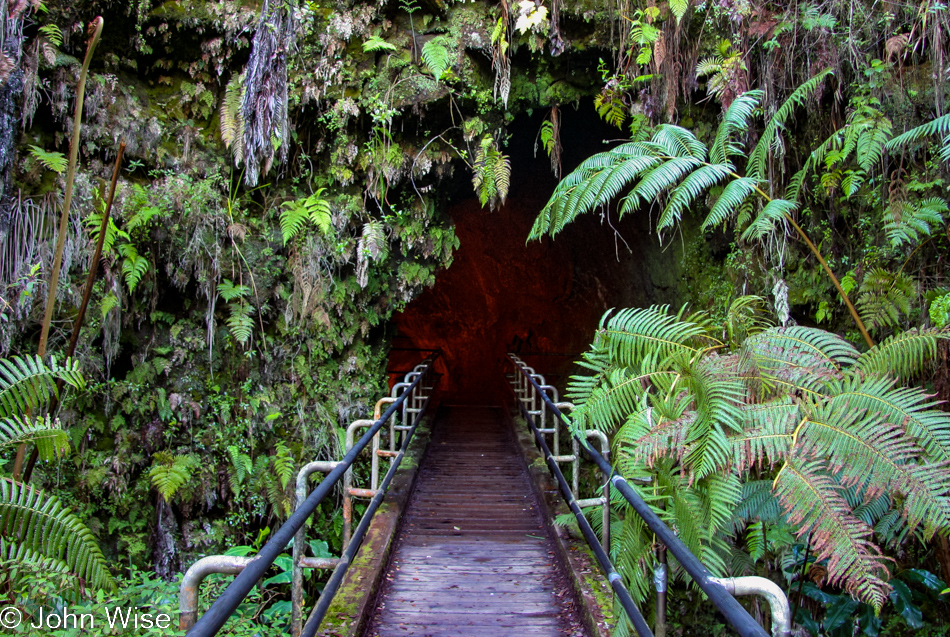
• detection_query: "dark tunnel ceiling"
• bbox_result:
[390,105,685,403]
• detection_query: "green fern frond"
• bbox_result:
[748,69,833,183]
[472,136,510,210]
[733,480,784,522]
[0,478,116,592]
[28,145,68,174]
[117,243,149,293]
[655,163,733,234]
[273,443,295,490]
[597,306,715,369]
[854,327,947,379]
[733,400,798,470]
[773,456,890,610]
[884,112,950,151]
[743,326,858,395]
[362,35,397,52]
[709,91,762,165]
[702,177,758,229]
[884,197,948,247]
[226,308,254,345]
[217,279,251,302]
[148,452,197,500]
[0,415,69,461]
[220,74,245,165]
[856,268,915,331]
[421,37,451,80]
[0,356,83,419]
[740,198,797,242]
[668,0,689,22]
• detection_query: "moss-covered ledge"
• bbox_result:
[316,406,438,637]
[506,405,616,637]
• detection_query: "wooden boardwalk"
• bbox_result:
[364,405,586,637]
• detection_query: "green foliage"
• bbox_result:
[931,293,950,329]
[218,279,254,345]
[885,113,950,163]
[567,304,950,610]
[362,35,397,53]
[0,479,115,592]
[148,452,197,500]
[857,268,915,331]
[0,415,68,462]
[471,135,511,210]
[0,355,83,418]
[421,37,450,80]
[220,74,245,165]
[117,242,149,293]
[280,188,332,245]
[884,198,948,248]
[28,145,67,173]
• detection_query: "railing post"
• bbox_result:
[292,461,342,637]
[180,556,255,632]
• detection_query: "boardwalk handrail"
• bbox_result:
[508,354,774,637]
[185,355,439,637]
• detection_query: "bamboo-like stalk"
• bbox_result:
[14,17,103,481]
[36,16,104,359]
[21,142,126,484]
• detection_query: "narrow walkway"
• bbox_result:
[364,405,586,637]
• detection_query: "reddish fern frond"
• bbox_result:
[733,400,798,470]
[616,410,690,468]
[774,455,891,610]
[744,326,858,395]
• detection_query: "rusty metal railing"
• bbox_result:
[180,355,439,637]
[508,354,787,637]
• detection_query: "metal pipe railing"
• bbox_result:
[299,382,437,637]
[184,355,438,637]
[508,354,771,637]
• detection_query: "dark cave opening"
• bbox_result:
[389,104,686,404]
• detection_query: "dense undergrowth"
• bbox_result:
[0,0,948,634]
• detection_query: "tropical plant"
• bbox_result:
[217,279,254,346]
[279,189,332,245]
[472,135,511,210]
[0,355,115,594]
[529,71,878,348]
[148,452,198,501]
[564,304,949,611]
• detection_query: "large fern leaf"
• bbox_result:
[748,69,833,183]
[0,356,83,419]
[0,478,115,592]
[0,415,69,461]
[828,374,950,465]
[597,306,715,369]
[884,112,950,151]
[854,327,948,379]
[773,456,890,610]
[743,326,858,396]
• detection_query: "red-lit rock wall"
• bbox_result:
[391,112,685,404]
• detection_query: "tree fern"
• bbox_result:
[273,442,294,490]
[567,303,950,611]
[0,478,115,592]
